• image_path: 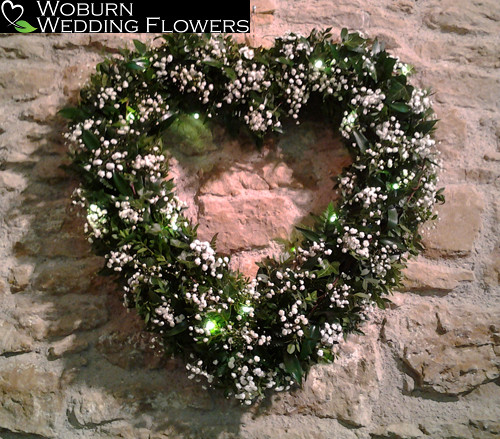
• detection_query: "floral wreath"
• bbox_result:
[62,29,443,404]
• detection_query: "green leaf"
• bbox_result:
[58,107,88,122]
[300,325,320,360]
[353,130,369,153]
[415,119,438,135]
[133,40,147,54]
[296,226,320,243]
[170,238,188,249]
[386,80,410,102]
[284,353,303,385]
[223,67,237,81]
[82,130,100,150]
[343,33,365,50]
[112,173,132,196]
[163,320,188,337]
[203,58,223,68]
[14,20,37,33]
[387,208,398,229]
[149,223,162,234]
[380,237,406,250]
[389,102,411,113]
[316,261,340,278]
[287,344,296,354]
[125,61,145,71]
[277,56,294,66]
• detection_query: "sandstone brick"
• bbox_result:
[417,68,500,112]
[200,169,269,196]
[381,300,500,395]
[484,250,500,287]
[198,193,304,252]
[0,64,59,101]
[0,320,33,356]
[0,360,63,437]
[370,423,426,439]
[66,390,124,430]
[47,334,89,360]
[34,257,103,295]
[8,263,34,293]
[13,294,109,339]
[252,0,277,14]
[433,107,468,159]
[0,170,27,192]
[402,260,475,292]
[423,0,500,36]
[422,185,485,257]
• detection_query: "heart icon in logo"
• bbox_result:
[1,0,24,27]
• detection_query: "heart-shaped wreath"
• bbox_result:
[61,29,443,404]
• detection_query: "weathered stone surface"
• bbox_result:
[198,193,304,252]
[96,330,164,370]
[422,185,485,257]
[415,40,500,69]
[241,415,358,439]
[270,325,381,427]
[0,170,27,192]
[469,419,500,438]
[402,259,475,292]
[381,300,500,395]
[420,422,474,439]
[32,155,70,181]
[0,64,59,100]
[8,263,34,293]
[33,257,104,295]
[423,0,500,35]
[15,233,91,258]
[47,334,89,360]
[229,245,283,278]
[66,391,124,429]
[417,67,500,112]
[370,423,426,439]
[200,169,270,196]
[252,0,277,14]
[484,152,500,162]
[12,294,109,339]
[432,107,468,159]
[0,359,63,437]
[484,250,500,287]
[0,320,33,356]
[0,35,51,60]
[261,161,295,189]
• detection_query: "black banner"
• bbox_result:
[0,0,250,33]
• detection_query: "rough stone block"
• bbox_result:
[382,300,500,395]
[422,185,485,257]
[402,259,475,292]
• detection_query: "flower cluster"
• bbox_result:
[62,30,442,405]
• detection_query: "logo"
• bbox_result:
[0,0,249,34]
[1,0,37,32]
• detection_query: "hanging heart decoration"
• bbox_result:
[61,29,443,404]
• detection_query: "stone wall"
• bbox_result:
[0,0,499,438]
